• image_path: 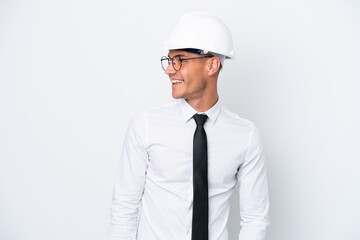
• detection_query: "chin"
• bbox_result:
[171,91,183,99]
[172,95,182,99]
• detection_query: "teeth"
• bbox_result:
[171,80,184,83]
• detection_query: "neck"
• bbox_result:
[185,93,219,112]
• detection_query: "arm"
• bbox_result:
[237,125,269,240]
[109,112,149,240]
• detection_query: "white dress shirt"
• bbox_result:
[109,99,269,240]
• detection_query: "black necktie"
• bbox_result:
[192,114,208,240]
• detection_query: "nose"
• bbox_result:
[165,63,176,76]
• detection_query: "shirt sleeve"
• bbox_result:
[109,112,149,240]
[237,124,270,240]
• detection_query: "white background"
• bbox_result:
[1,0,359,239]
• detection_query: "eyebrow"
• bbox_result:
[168,54,187,58]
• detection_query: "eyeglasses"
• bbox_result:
[160,55,212,71]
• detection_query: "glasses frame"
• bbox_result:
[161,55,213,71]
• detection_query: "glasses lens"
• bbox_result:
[161,57,169,71]
[172,56,181,71]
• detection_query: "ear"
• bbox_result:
[207,56,221,77]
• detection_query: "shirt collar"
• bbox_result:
[177,98,222,125]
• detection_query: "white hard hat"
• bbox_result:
[163,12,234,59]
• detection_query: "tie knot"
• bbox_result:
[193,114,208,127]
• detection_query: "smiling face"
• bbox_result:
[165,50,211,100]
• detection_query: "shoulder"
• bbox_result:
[220,107,264,153]
[129,100,179,127]
[219,106,257,131]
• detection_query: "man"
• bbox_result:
[109,12,269,240]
